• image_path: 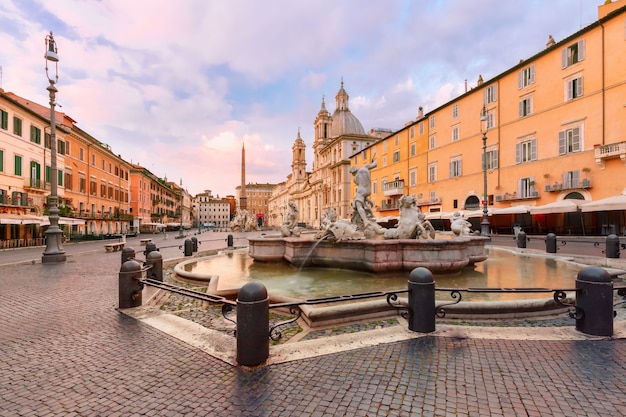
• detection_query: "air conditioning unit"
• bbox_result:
[495,195,504,202]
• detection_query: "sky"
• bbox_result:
[0,0,598,198]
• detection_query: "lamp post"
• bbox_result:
[179,179,184,238]
[42,32,66,263]
[479,105,490,238]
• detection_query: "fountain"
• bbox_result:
[248,177,488,274]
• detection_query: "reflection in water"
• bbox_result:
[185,248,582,301]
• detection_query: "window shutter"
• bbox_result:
[519,101,524,117]
[578,39,585,61]
[516,143,521,164]
[572,127,581,152]
[493,150,498,169]
[483,89,488,105]
[458,160,462,176]
[518,71,523,89]
[573,170,580,187]
[558,131,566,155]
[530,65,535,84]
[531,139,537,161]
[577,77,583,97]
[561,48,568,68]
[449,161,454,178]
[566,80,573,100]
[517,178,523,196]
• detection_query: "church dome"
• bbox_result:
[330,81,365,137]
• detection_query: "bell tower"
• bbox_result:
[292,128,307,185]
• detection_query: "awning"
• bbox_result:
[492,205,530,215]
[581,194,626,212]
[0,214,43,225]
[41,217,86,226]
[529,199,585,215]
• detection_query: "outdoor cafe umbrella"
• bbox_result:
[580,193,626,212]
[529,199,585,215]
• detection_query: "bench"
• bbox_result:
[104,242,125,252]
[140,239,152,246]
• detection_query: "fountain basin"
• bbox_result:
[248,235,489,273]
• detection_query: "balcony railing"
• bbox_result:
[544,179,592,192]
[383,180,404,197]
[495,191,540,202]
[417,196,441,206]
[594,141,626,167]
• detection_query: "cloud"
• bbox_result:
[0,0,599,197]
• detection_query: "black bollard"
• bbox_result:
[236,281,269,366]
[191,236,198,252]
[227,234,234,248]
[146,251,163,282]
[546,233,557,253]
[606,234,620,259]
[121,246,135,264]
[407,267,436,333]
[118,259,143,309]
[574,266,613,336]
[144,241,158,258]
[517,231,527,248]
[184,238,193,256]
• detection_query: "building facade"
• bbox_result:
[0,89,133,246]
[195,190,230,229]
[350,1,626,235]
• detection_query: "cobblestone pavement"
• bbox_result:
[2,233,626,416]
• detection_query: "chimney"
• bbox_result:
[546,35,556,48]
[418,106,424,119]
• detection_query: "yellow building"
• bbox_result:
[353,0,626,235]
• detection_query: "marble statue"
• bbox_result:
[450,211,473,236]
[280,201,301,237]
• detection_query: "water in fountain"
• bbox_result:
[182,248,583,301]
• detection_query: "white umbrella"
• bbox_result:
[529,199,585,215]
[492,205,530,215]
[580,194,626,212]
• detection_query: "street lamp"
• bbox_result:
[479,105,491,238]
[42,31,66,263]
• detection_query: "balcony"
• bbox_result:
[495,191,540,202]
[23,179,49,193]
[417,196,441,207]
[383,180,405,197]
[544,179,592,192]
[595,141,626,168]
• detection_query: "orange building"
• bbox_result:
[353,1,626,235]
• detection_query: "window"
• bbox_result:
[428,163,437,182]
[562,170,580,188]
[518,65,535,89]
[91,154,96,166]
[483,149,498,170]
[30,125,41,144]
[79,177,86,193]
[410,142,416,157]
[382,155,387,167]
[57,140,66,155]
[393,150,400,163]
[395,135,399,145]
[449,158,462,178]
[429,116,435,129]
[13,116,22,136]
[14,155,22,176]
[519,96,533,117]
[0,149,3,172]
[429,135,436,150]
[518,177,537,198]
[516,139,537,163]
[57,169,63,187]
[1,109,8,130]
[409,168,417,186]
[562,40,585,68]
[559,127,581,155]
[409,127,414,139]
[484,84,497,104]
[452,104,458,119]
[419,122,424,135]
[79,148,84,161]
[451,125,459,142]
[565,76,583,101]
